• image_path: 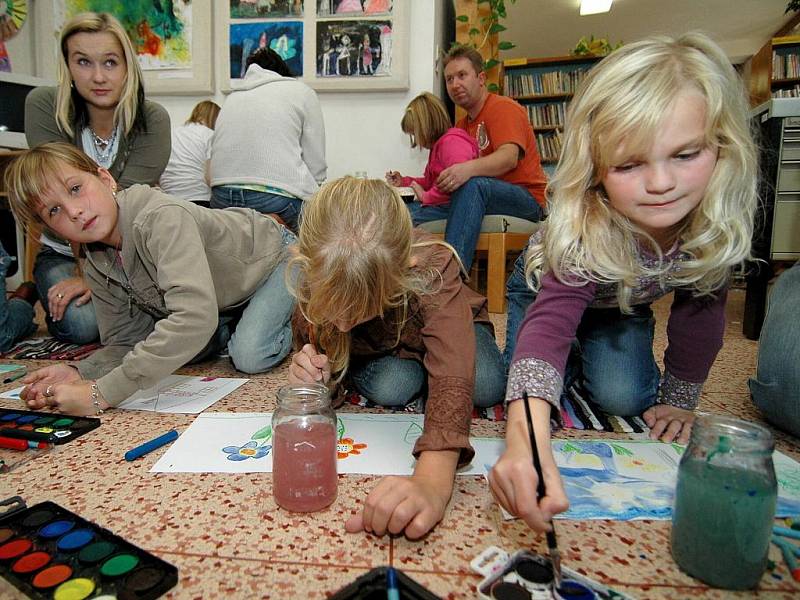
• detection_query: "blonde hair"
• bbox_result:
[5,142,102,236]
[288,176,459,378]
[401,92,452,149]
[529,32,758,311]
[186,100,221,129]
[56,12,145,138]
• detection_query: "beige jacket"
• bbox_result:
[78,185,287,405]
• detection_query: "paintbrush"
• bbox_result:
[522,391,562,589]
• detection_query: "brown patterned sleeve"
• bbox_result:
[413,246,477,467]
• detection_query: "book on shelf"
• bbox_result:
[534,129,563,163]
[504,68,592,98]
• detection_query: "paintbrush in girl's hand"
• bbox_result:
[522,391,562,589]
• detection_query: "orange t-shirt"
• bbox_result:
[456,93,547,207]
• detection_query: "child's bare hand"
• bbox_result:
[35,381,111,416]
[643,405,694,444]
[410,181,425,200]
[385,171,402,186]
[21,364,82,407]
[488,440,569,532]
[288,344,331,384]
[345,473,449,540]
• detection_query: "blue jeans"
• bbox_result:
[408,177,544,271]
[211,186,303,233]
[34,247,99,345]
[349,322,506,408]
[0,242,37,352]
[504,245,533,369]
[750,262,800,436]
[226,227,296,373]
[504,248,659,416]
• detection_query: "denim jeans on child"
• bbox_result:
[226,226,297,373]
[749,262,800,437]
[348,322,507,408]
[34,247,99,345]
[0,242,36,352]
[408,177,544,271]
[211,186,304,233]
[504,248,659,416]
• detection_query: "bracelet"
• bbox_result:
[90,382,104,415]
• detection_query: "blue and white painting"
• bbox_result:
[473,439,800,520]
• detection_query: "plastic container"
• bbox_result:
[272,384,338,512]
[671,414,777,590]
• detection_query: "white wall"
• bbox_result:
[4,0,447,180]
[147,0,447,181]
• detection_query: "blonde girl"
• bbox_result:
[160,100,222,204]
[6,142,295,417]
[386,92,478,206]
[288,177,505,539]
[492,32,758,532]
[24,12,171,347]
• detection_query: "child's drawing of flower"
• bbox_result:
[337,437,367,459]
[222,441,271,461]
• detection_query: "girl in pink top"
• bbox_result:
[386,92,478,206]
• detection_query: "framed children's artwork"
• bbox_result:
[35,0,214,95]
[217,0,408,92]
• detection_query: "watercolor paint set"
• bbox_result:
[0,409,101,445]
[0,497,178,599]
[472,547,636,600]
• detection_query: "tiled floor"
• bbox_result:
[2,289,799,599]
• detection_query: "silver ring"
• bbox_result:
[45,385,53,397]
[57,293,64,300]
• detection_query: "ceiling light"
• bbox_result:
[580,0,613,15]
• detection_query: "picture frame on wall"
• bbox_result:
[36,0,214,95]
[217,0,407,92]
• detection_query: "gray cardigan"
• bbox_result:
[24,86,171,188]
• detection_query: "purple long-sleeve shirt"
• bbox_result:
[506,241,727,411]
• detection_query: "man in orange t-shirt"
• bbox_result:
[407,45,546,271]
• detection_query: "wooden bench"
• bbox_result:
[418,215,540,313]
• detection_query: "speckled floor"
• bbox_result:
[1,289,799,599]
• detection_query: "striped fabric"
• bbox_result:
[347,385,648,434]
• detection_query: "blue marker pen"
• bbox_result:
[124,429,179,461]
[386,566,399,600]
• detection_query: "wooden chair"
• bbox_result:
[418,215,540,313]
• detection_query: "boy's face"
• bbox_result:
[601,90,718,249]
[38,164,120,247]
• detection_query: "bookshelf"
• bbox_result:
[747,9,800,106]
[501,55,601,163]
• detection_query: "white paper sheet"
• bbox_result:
[116,375,249,413]
[0,387,23,399]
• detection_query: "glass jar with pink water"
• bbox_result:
[272,384,338,512]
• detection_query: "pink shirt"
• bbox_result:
[400,128,479,206]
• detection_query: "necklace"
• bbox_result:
[89,125,118,165]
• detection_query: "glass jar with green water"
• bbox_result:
[671,415,777,590]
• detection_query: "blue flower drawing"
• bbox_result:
[223,441,271,461]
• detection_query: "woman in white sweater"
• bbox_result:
[210,47,327,232]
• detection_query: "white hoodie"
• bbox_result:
[210,64,327,200]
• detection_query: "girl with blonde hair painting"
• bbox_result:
[494,32,759,533]
[288,176,505,539]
